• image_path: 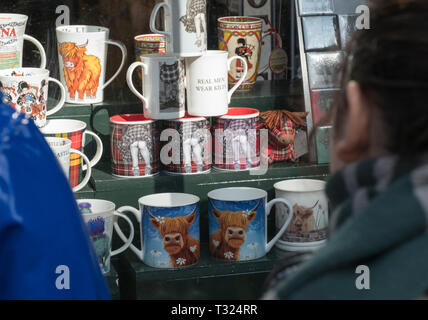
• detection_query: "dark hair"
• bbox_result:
[330,0,428,155]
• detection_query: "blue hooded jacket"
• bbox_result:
[0,92,110,299]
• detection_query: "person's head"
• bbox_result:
[328,0,428,173]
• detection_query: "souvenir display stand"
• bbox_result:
[48,80,329,299]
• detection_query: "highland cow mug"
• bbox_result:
[56,25,127,104]
[150,0,207,56]
[40,119,103,189]
[115,193,201,269]
[127,54,186,120]
[162,115,211,175]
[208,187,293,261]
[274,179,329,252]
[185,50,248,117]
[0,14,46,70]
[110,114,160,178]
[77,199,135,274]
[45,137,92,192]
[0,67,65,128]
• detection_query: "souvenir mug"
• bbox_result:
[185,50,248,117]
[110,114,160,178]
[0,68,65,128]
[116,193,201,269]
[40,119,103,189]
[45,137,92,192]
[77,199,135,274]
[0,14,46,70]
[218,16,266,91]
[127,54,186,120]
[274,179,329,252]
[135,34,167,80]
[56,25,127,104]
[208,187,294,261]
[150,0,207,56]
[212,107,260,171]
[162,115,211,175]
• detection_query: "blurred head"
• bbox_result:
[327,0,428,173]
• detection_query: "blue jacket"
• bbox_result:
[0,93,110,299]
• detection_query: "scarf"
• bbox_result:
[264,155,428,300]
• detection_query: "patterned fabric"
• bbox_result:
[162,120,211,174]
[111,122,159,177]
[180,0,206,33]
[160,61,180,83]
[263,155,428,299]
[44,130,83,188]
[263,119,296,163]
[213,117,259,170]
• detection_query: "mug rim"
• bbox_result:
[140,53,179,60]
[0,67,49,78]
[138,193,200,208]
[218,16,263,25]
[77,199,116,215]
[135,34,166,41]
[110,114,155,124]
[274,179,327,193]
[208,187,267,202]
[56,25,109,34]
[218,107,260,119]
[0,13,28,22]
[40,119,87,135]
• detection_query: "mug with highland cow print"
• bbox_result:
[208,187,293,261]
[115,193,200,269]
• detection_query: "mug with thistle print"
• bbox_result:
[115,193,200,269]
[0,67,65,128]
[150,0,207,56]
[77,199,135,274]
[208,187,293,261]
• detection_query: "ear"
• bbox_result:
[303,209,314,219]
[150,218,161,230]
[335,81,371,164]
[185,212,196,225]
[247,211,257,222]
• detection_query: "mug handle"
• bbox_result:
[103,40,127,89]
[71,148,92,192]
[111,211,135,257]
[258,32,274,76]
[23,34,46,69]
[115,206,143,260]
[126,62,148,107]
[46,77,66,117]
[265,198,294,253]
[82,130,103,171]
[149,2,172,41]
[227,56,248,103]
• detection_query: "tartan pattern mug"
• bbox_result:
[110,114,160,178]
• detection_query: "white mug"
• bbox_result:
[185,50,248,117]
[56,25,127,104]
[45,137,92,192]
[0,67,65,128]
[274,179,329,252]
[127,54,186,120]
[77,199,135,274]
[0,14,46,70]
[150,0,207,57]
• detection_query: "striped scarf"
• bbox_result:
[264,155,428,300]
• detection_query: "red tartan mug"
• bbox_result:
[40,119,103,188]
[110,114,159,178]
[212,107,260,171]
[162,115,211,175]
